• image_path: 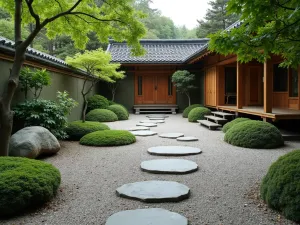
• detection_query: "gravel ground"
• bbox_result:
[2,114,300,225]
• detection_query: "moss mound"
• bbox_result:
[260,150,300,222]
[224,120,284,149]
[108,105,129,120]
[188,107,211,122]
[87,95,109,111]
[0,157,61,217]
[80,130,136,146]
[222,118,251,133]
[66,120,110,140]
[182,104,202,118]
[86,109,118,122]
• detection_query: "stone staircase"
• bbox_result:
[198,111,235,130]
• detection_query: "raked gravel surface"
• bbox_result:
[2,114,300,225]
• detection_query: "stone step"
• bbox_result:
[197,120,222,130]
[204,115,227,124]
[212,111,235,119]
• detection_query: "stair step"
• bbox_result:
[197,120,222,130]
[212,111,235,119]
[205,115,227,124]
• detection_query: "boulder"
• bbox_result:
[9,126,60,158]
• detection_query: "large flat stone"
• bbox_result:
[148,117,166,120]
[147,115,169,118]
[136,123,157,127]
[141,159,198,174]
[131,130,157,136]
[105,208,188,225]
[177,136,199,142]
[116,180,190,203]
[140,120,165,123]
[159,133,184,139]
[148,146,202,156]
[127,127,150,131]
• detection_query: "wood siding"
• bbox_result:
[205,67,217,106]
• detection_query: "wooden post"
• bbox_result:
[264,60,273,113]
[237,62,244,109]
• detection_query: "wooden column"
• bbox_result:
[237,62,244,109]
[216,66,225,106]
[264,60,273,113]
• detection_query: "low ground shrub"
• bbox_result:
[224,120,284,149]
[86,109,118,122]
[188,107,211,122]
[0,157,61,217]
[108,100,117,105]
[80,130,136,146]
[107,105,129,120]
[260,150,300,222]
[87,95,109,111]
[182,104,202,118]
[222,118,251,133]
[65,120,110,141]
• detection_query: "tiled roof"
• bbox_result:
[108,39,209,64]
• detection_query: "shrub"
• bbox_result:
[260,150,300,222]
[87,95,109,111]
[222,118,251,133]
[108,105,129,120]
[80,130,136,146]
[86,109,118,122]
[188,107,211,122]
[0,157,61,217]
[108,100,117,105]
[224,120,284,149]
[182,104,202,118]
[65,120,110,141]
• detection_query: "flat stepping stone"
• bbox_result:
[136,123,157,127]
[116,180,190,203]
[141,159,198,174]
[127,127,150,131]
[148,117,165,120]
[147,115,169,118]
[105,208,188,225]
[140,120,165,124]
[159,133,184,139]
[177,136,198,142]
[131,130,157,136]
[148,146,202,156]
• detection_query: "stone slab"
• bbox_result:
[177,136,199,142]
[141,159,198,174]
[148,117,166,120]
[140,120,165,124]
[116,180,190,203]
[148,146,202,156]
[147,115,169,118]
[127,127,150,131]
[136,123,157,127]
[159,133,184,139]
[131,130,157,136]
[105,208,188,225]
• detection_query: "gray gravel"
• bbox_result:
[2,114,300,225]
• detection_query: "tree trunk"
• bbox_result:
[82,94,88,122]
[111,90,115,101]
[186,93,191,106]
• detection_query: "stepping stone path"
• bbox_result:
[159,133,184,139]
[131,130,157,136]
[127,126,150,131]
[140,120,165,124]
[149,117,166,120]
[141,159,198,174]
[105,208,188,225]
[177,136,199,142]
[148,146,202,156]
[116,180,190,203]
[136,123,157,127]
[147,115,169,118]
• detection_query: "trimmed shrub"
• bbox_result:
[260,150,300,222]
[87,95,109,111]
[224,120,284,149]
[108,105,129,120]
[65,120,110,141]
[0,157,61,217]
[86,109,118,122]
[188,107,211,122]
[182,104,202,118]
[80,130,136,146]
[108,100,117,105]
[222,118,251,133]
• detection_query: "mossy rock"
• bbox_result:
[224,120,284,149]
[260,150,300,222]
[86,109,118,122]
[108,105,129,120]
[80,130,136,146]
[87,95,109,111]
[188,107,211,122]
[0,157,61,217]
[65,120,110,141]
[182,104,202,118]
[222,118,251,133]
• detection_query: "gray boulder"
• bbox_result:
[9,126,60,158]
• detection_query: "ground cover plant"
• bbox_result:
[86,109,118,122]
[188,107,211,122]
[182,104,202,118]
[87,95,109,112]
[108,105,129,120]
[222,117,251,133]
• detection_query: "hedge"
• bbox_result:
[86,109,118,122]
[182,104,202,118]
[87,95,109,111]
[222,118,251,133]
[188,107,211,122]
[108,105,129,120]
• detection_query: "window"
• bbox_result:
[289,69,298,97]
[168,75,173,95]
[273,64,288,92]
[138,76,142,95]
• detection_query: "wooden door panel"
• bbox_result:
[156,75,169,104]
[143,75,155,104]
[248,67,263,105]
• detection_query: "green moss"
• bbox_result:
[188,107,211,122]
[260,150,300,222]
[87,95,109,111]
[65,120,110,141]
[182,104,202,118]
[222,118,251,133]
[86,109,118,122]
[107,105,128,120]
[224,120,284,149]
[0,157,61,217]
[80,130,136,146]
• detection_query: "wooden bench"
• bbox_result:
[197,120,222,130]
[212,111,235,119]
[204,115,227,124]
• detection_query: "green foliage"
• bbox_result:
[86,109,118,122]
[65,120,110,141]
[188,107,211,122]
[0,157,61,217]
[222,117,251,133]
[208,0,300,68]
[224,120,284,149]
[108,100,117,105]
[260,150,300,222]
[182,104,202,118]
[107,105,129,120]
[87,95,109,111]
[80,130,136,146]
